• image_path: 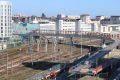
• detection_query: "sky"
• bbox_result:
[12,0,120,17]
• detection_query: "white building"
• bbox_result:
[39,20,55,30]
[80,22,92,31]
[56,19,75,31]
[80,14,91,24]
[32,17,39,24]
[0,0,12,40]
[91,20,101,32]
[39,19,92,32]
[99,16,120,33]
[101,24,120,33]
[0,0,12,50]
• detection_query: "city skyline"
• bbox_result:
[12,0,120,16]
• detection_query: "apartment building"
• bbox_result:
[0,0,12,50]
[0,0,12,40]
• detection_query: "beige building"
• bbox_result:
[101,24,120,33]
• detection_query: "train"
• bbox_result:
[41,63,71,80]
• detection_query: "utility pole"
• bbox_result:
[1,52,5,77]
[54,38,57,54]
[45,38,48,53]
[70,37,73,62]
[37,39,40,52]
[81,29,83,55]
[52,37,54,53]
[51,37,54,62]
[89,37,91,58]
[39,37,42,48]
[19,48,22,64]
[39,26,42,49]
[0,55,1,76]
[2,37,4,50]
[11,58,13,78]
[54,38,58,61]
[6,53,8,79]
[96,59,98,80]
[29,33,34,66]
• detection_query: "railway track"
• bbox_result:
[0,43,79,71]
[0,39,100,80]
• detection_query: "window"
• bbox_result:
[1,5,3,8]
[1,16,3,19]
[5,19,7,22]
[108,27,111,32]
[5,23,7,26]
[103,27,105,32]
[1,34,3,37]
[5,16,6,19]
[112,26,119,31]
[1,23,3,26]
[5,30,7,33]
[1,30,3,33]
[1,27,3,29]
[5,5,6,8]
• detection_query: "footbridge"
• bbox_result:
[31,30,120,40]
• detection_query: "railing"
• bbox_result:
[32,30,120,40]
